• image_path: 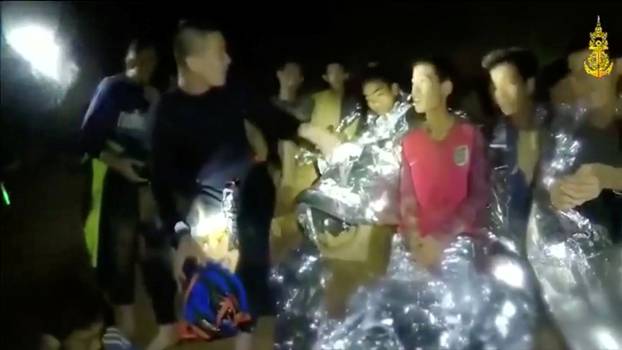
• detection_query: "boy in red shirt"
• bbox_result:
[400,58,489,268]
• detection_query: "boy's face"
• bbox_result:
[363,80,397,115]
[277,62,304,90]
[125,47,158,85]
[411,63,449,114]
[324,63,348,91]
[186,31,231,87]
[489,63,528,116]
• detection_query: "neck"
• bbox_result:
[511,98,534,130]
[279,86,299,102]
[125,71,143,86]
[332,86,344,95]
[425,105,454,140]
[178,69,212,95]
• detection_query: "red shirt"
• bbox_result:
[400,122,489,239]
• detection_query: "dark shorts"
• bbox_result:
[97,170,176,324]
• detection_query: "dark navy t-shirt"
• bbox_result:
[80,75,158,161]
[151,85,300,235]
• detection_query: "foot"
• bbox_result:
[146,324,179,350]
[115,305,136,339]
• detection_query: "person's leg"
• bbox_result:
[138,186,178,350]
[101,172,139,339]
[237,163,277,317]
[323,226,393,319]
[232,163,277,350]
[141,233,178,350]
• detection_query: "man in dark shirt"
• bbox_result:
[80,38,178,350]
[151,21,331,348]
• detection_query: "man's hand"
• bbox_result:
[550,164,602,210]
[101,151,147,183]
[174,234,207,284]
[115,158,148,183]
[298,124,342,157]
[244,120,268,162]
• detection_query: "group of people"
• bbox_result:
[64,18,620,350]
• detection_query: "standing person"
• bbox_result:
[272,60,312,122]
[400,57,489,268]
[270,60,313,263]
[150,20,333,349]
[80,39,177,350]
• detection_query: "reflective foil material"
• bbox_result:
[274,101,540,349]
[298,97,412,227]
[488,105,551,256]
[527,103,622,350]
[274,234,538,350]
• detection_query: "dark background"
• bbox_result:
[2,1,622,154]
[1,2,621,348]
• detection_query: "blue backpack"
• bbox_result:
[181,260,252,340]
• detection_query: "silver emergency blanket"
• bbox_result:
[273,232,538,349]
[273,104,540,349]
[314,235,536,350]
[295,103,364,167]
[297,97,412,227]
[488,105,551,256]
[526,103,622,350]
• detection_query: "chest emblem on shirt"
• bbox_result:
[454,145,469,167]
[118,109,147,131]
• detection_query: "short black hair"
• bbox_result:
[361,66,395,86]
[127,37,156,55]
[173,19,220,66]
[277,60,303,72]
[326,61,348,72]
[482,47,538,82]
[535,57,570,102]
[412,56,455,83]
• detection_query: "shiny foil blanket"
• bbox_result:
[273,104,541,349]
[526,104,622,350]
[297,98,412,226]
[273,234,539,350]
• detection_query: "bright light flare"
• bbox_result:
[7,24,62,80]
[194,206,227,238]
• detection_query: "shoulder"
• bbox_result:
[312,89,331,101]
[92,75,122,100]
[98,74,129,91]
[402,128,426,143]
[454,121,486,147]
